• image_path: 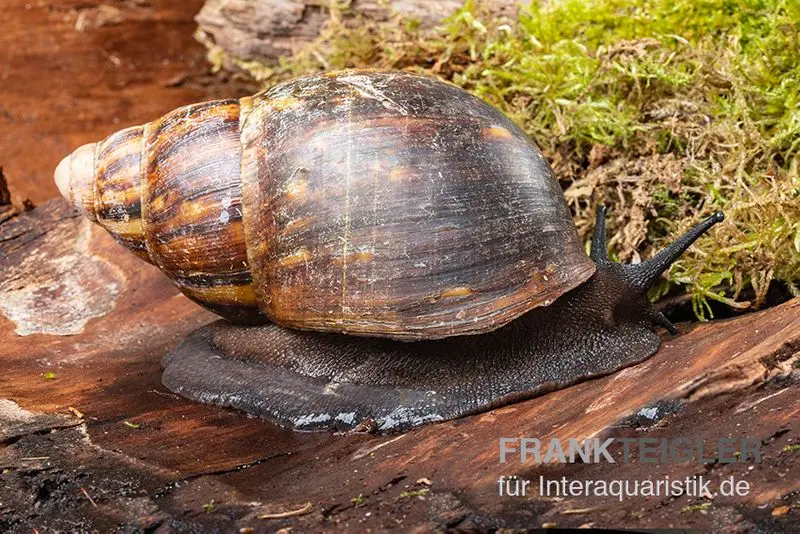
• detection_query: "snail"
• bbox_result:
[55,70,724,432]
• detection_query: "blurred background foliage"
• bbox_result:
[201,0,800,319]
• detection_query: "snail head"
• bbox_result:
[590,205,725,335]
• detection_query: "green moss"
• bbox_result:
[681,502,712,513]
[398,489,430,499]
[206,0,800,317]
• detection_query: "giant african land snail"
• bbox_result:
[55,71,723,431]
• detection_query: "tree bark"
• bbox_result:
[196,0,522,63]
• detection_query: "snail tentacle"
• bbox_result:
[590,204,610,263]
[626,211,725,290]
[649,308,679,335]
[590,206,723,335]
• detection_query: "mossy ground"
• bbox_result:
[202,0,799,319]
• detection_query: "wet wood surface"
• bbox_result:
[1,199,798,531]
[1,1,799,531]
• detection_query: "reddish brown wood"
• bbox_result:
[1,201,798,531]
[0,0,254,207]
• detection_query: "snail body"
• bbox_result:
[56,71,723,431]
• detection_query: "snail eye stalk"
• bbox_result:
[590,208,724,335]
[627,211,725,291]
[590,205,610,264]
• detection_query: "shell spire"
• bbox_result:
[54,102,263,323]
[55,142,99,221]
[55,127,151,261]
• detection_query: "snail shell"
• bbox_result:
[56,71,594,339]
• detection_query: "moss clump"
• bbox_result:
[681,502,712,513]
[205,0,800,317]
[398,489,430,499]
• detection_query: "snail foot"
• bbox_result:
[161,306,661,433]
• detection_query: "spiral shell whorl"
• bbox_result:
[55,142,99,222]
[57,101,263,323]
[57,71,597,337]
[94,125,150,261]
[238,71,596,339]
[139,99,261,322]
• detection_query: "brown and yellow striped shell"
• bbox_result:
[58,71,595,340]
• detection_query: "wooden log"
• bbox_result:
[196,0,522,64]
[1,200,798,531]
